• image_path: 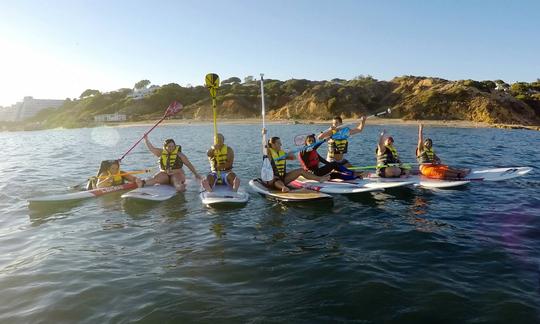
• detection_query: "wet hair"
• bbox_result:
[163,138,176,148]
[268,136,281,147]
[424,138,433,146]
[333,116,343,123]
[305,134,316,145]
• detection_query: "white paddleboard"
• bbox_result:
[466,167,532,181]
[249,178,332,202]
[289,178,384,194]
[121,184,177,201]
[200,184,249,207]
[29,182,138,203]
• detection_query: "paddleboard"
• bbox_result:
[121,184,177,201]
[200,184,249,207]
[29,182,138,203]
[289,178,385,194]
[248,178,332,202]
[466,167,532,181]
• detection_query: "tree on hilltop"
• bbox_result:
[134,79,151,90]
[80,89,101,98]
[222,77,241,85]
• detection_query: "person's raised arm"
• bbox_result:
[144,135,162,157]
[377,129,387,155]
[417,124,424,156]
[317,126,336,140]
[349,115,366,136]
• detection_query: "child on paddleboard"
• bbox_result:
[262,129,329,192]
[203,133,241,192]
[416,124,470,179]
[141,136,204,192]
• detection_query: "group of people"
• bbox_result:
[89,116,470,194]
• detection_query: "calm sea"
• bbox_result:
[0,123,539,323]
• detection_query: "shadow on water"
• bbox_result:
[121,194,187,218]
[27,200,83,226]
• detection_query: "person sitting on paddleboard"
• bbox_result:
[89,160,142,189]
[416,124,470,179]
[298,134,361,180]
[262,129,329,193]
[317,115,366,167]
[141,135,203,192]
[375,130,408,178]
[203,133,240,192]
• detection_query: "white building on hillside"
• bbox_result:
[15,96,64,120]
[94,113,127,122]
[128,85,160,100]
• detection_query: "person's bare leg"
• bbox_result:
[227,172,240,192]
[284,169,329,184]
[171,171,187,192]
[143,172,169,187]
[272,179,289,192]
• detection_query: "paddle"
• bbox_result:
[118,101,183,162]
[205,73,220,144]
[348,163,413,170]
[260,74,274,182]
[70,168,154,189]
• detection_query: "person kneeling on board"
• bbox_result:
[416,124,470,179]
[317,115,366,167]
[298,134,361,180]
[141,135,203,192]
[203,133,240,192]
[263,129,329,193]
[87,159,142,189]
[375,130,408,178]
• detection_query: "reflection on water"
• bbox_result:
[0,126,539,322]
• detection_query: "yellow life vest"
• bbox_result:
[210,144,229,172]
[328,129,348,158]
[269,147,287,178]
[376,144,400,166]
[418,147,436,164]
[160,145,183,171]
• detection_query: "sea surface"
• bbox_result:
[0,123,539,323]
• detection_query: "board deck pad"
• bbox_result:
[249,179,332,202]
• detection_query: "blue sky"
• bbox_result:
[0,0,538,106]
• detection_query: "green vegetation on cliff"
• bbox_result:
[12,76,540,131]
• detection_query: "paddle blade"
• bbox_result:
[164,101,183,117]
[294,134,307,146]
[261,157,274,182]
[205,73,220,89]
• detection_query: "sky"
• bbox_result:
[0,0,538,106]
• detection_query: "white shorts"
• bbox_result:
[209,171,231,186]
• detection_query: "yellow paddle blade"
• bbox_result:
[205,73,220,89]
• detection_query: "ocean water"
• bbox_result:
[0,123,539,323]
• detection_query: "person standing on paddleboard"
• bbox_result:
[298,134,362,180]
[317,115,366,167]
[375,130,408,178]
[263,129,329,192]
[141,136,204,192]
[89,160,142,189]
[203,133,240,192]
[416,124,470,179]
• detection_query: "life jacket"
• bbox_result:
[269,147,287,178]
[328,129,348,158]
[376,144,400,166]
[298,150,319,171]
[417,147,436,164]
[160,145,183,171]
[210,144,229,172]
[108,171,125,186]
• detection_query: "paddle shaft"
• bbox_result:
[260,74,267,155]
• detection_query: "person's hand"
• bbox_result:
[359,115,366,122]
[380,129,386,137]
[261,128,267,135]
